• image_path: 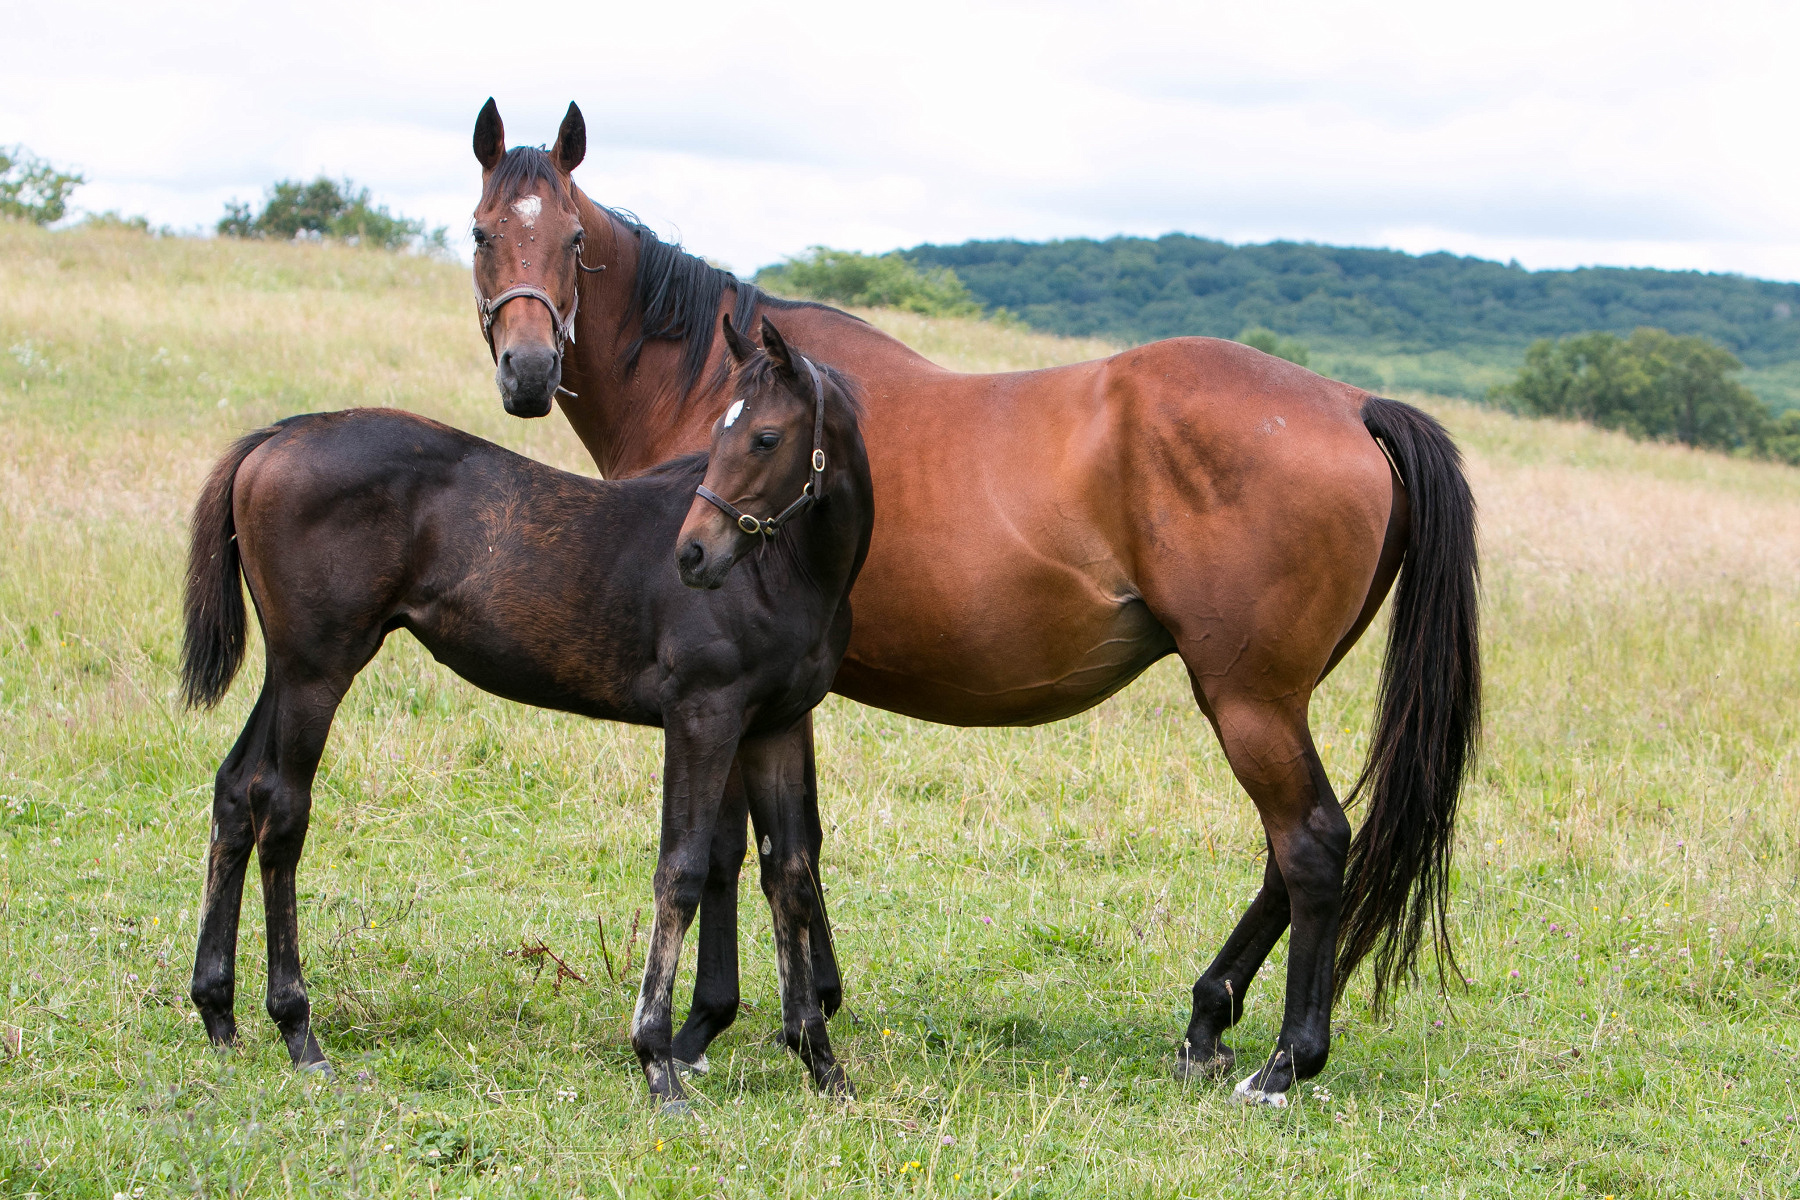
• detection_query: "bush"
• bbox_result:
[755,247,983,317]
[1236,326,1310,367]
[0,145,84,226]
[218,177,449,255]
[1490,328,1772,454]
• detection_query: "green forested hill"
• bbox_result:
[904,235,1800,406]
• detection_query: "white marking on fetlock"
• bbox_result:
[1233,1072,1288,1108]
[675,1053,710,1076]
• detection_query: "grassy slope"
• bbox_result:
[2,222,1797,1199]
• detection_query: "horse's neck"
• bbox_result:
[558,196,939,478]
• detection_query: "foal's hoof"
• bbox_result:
[658,1099,695,1119]
[297,1059,335,1079]
[1173,1044,1235,1082]
[674,1054,710,1077]
[1232,1071,1289,1108]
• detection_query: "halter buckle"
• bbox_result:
[812,449,826,472]
[738,513,763,535]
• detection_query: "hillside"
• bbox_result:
[3,223,1798,1195]
[906,234,1800,408]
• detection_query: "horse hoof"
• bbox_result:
[675,1054,710,1077]
[1232,1071,1288,1108]
[297,1059,335,1078]
[1173,1046,1235,1082]
[659,1099,694,1118]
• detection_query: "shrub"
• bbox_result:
[218,177,449,255]
[1490,329,1771,454]
[755,247,983,317]
[1236,326,1310,367]
[0,145,84,226]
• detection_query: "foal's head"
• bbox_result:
[469,98,588,418]
[677,317,850,590]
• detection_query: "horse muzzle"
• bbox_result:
[497,344,561,419]
[676,535,739,590]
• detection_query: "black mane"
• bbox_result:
[479,147,570,208]
[611,212,862,402]
[480,147,861,405]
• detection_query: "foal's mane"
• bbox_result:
[731,350,865,422]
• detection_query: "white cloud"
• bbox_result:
[3,0,1795,278]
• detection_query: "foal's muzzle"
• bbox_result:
[676,535,739,590]
[497,345,561,418]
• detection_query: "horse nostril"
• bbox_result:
[678,541,705,574]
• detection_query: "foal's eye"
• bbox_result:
[754,432,782,452]
[472,228,489,248]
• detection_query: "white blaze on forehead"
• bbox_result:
[723,400,745,428]
[510,195,541,228]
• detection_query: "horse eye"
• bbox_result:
[755,432,782,451]
[472,229,488,247]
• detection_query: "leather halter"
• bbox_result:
[473,281,578,357]
[696,357,829,539]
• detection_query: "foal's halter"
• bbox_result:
[696,358,829,539]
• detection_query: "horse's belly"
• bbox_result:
[833,585,1173,727]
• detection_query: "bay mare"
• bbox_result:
[469,101,1479,1103]
[180,323,874,1104]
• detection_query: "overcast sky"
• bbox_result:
[5,0,1796,279]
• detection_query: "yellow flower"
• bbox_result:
[882,1029,892,1037]
[655,1139,665,1152]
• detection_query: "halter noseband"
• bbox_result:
[695,357,829,539]
[473,281,579,357]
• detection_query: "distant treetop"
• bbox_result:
[218,177,449,256]
[754,247,983,318]
[0,145,85,226]
[903,234,1800,369]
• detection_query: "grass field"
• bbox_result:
[2,221,1799,1198]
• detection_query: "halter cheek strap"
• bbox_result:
[696,357,828,539]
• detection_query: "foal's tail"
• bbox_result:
[180,423,288,708]
[1335,396,1481,1008]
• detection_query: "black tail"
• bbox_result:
[180,423,287,708]
[1336,396,1482,1007]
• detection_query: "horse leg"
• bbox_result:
[630,709,738,1109]
[252,678,344,1071]
[670,759,749,1072]
[1201,696,1349,1105]
[739,725,850,1096]
[1174,847,1290,1081]
[190,684,278,1046]
[795,713,843,1020]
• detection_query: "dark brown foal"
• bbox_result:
[181,319,872,1105]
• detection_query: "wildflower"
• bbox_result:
[1077,1076,1089,1088]
[655,1139,665,1152]
[979,916,992,925]
[942,1135,956,1146]
[882,1028,892,1038]
[1509,970,1520,978]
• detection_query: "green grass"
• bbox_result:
[3,221,1799,1198]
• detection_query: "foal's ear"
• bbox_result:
[473,98,505,173]
[553,102,586,174]
[722,313,756,363]
[759,317,797,376]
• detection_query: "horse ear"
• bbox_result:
[553,102,586,174]
[759,317,797,376]
[722,313,756,363]
[474,98,505,173]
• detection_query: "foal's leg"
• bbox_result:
[630,707,740,1108]
[740,725,850,1096]
[191,685,278,1046]
[252,678,345,1070]
[1198,697,1349,1104]
[670,760,750,1071]
[795,713,844,1020]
